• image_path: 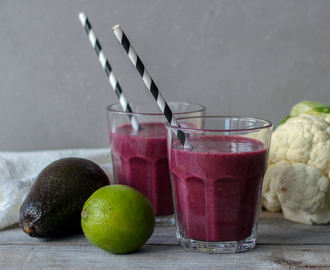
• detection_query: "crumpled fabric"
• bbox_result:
[0,148,113,230]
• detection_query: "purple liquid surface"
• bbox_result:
[170,135,268,242]
[110,122,173,216]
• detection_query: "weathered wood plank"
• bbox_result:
[0,224,177,245]
[0,244,329,269]
[258,211,330,245]
[1,212,329,246]
[1,212,330,269]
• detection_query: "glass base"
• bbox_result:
[155,215,175,226]
[176,230,257,253]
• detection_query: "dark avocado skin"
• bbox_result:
[19,157,109,238]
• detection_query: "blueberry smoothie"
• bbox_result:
[169,135,269,242]
[110,122,173,216]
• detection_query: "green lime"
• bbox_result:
[81,184,155,254]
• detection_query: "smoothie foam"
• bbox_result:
[110,122,173,216]
[169,135,268,242]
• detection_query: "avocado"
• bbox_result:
[19,157,109,238]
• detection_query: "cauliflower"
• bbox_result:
[262,114,330,224]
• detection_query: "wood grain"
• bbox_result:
[1,211,329,269]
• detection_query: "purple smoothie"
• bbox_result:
[169,135,268,242]
[110,122,173,216]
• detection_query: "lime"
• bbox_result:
[81,184,155,254]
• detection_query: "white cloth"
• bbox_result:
[0,148,113,230]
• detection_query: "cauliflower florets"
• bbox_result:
[262,114,330,224]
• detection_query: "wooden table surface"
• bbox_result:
[1,211,329,269]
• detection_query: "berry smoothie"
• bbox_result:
[110,122,173,216]
[169,135,268,242]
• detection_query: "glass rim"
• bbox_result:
[107,102,206,116]
[165,115,273,133]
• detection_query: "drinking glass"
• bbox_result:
[166,116,272,252]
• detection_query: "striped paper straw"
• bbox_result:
[78,13,141,131]
[112,25,192,149]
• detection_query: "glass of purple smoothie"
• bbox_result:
[166,116,272,253]
[107,102,206,226]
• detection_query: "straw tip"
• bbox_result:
[112,24,120,31]
[78,12,86,21]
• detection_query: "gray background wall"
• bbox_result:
[1,0,330,151]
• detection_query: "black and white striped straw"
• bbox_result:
[78,13,141,131]
[112,24,192,149]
